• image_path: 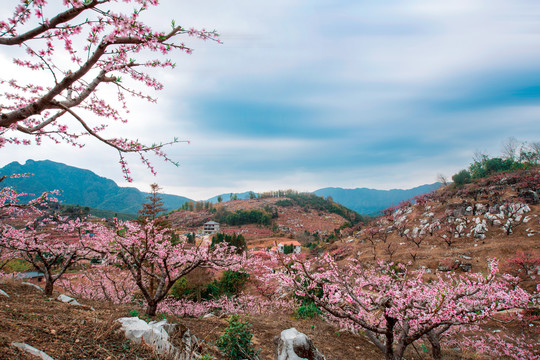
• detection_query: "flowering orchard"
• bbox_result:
[0,0,220,179]
[273,253,533,360]
[0,182,95,296]
[89,219,248,316]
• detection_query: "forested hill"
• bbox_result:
[0,160,191,214]
[314,183,442,215]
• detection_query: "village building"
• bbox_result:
[203,221,220,235]
[277,241,302,254]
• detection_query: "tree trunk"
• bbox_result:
[44,279,54,297]
[426,330,442,360]
[146,302,158,317]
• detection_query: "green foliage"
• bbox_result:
[4,259,33,273]
[186,232,196,244]
[214,209,271,227]
[217,315,259,360]
[275,199,293,207]
[170,271,249,301]
[126,310,168,323]
[295,300,322,319]
[468,156,524,179]
[451,169,471,186]
[211,233,247,254]
[452,149,535,186]
[219,271,250,297]
[180,200,213,211]
[283,244,294,254]
[170,277,189,299]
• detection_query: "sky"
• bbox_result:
[2,0,540,200]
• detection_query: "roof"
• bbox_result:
[204,221,220,225]
[16,272,44,279]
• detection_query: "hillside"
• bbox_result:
[0,281,383,360]
[0,160,191,214]
[165,192,365,242]
[330,167,540,289]
[208,185,442,216]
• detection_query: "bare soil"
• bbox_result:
[0,281,384,360]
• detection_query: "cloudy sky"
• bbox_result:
[2,0,540,200]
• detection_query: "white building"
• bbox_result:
[203,221,220,235]
[277,241,302,254]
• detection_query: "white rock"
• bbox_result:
[22,282,43,292]
[58,294,81,306]
[117,317,180,358]
[11,342,54,360]
[274,328,325,360]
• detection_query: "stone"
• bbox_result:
[520,189,539,204]
[460,263,472,272]
[0,289,8,297]
[117,317,200,360]
[203,313,216,318]
[58,294,81,306]
[11,342,54,360]
[22,282,43,292]
[274,328,325,360]
[461,255,472,260]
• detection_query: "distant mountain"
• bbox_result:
[314,183,442,215]
[0,160,191,214]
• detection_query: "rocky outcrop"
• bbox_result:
[117,317,201,360]
[274,328,325,360]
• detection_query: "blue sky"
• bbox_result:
[2,0,540,200]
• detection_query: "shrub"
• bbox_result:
[295,300,322,319]
[452,169,471,186]
[216,315,259,360]
[219,270,250,297]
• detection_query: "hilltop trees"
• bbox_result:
[0,0,220,179]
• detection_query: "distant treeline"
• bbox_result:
[211,232,247,254]
[214,209,275,226]
[452,139,540,186]
[178,200,214,211]
[273,191,367,225]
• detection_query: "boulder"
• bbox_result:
[58,294,81,306]
[274,328,325,360]
[11,342,54,360]
[117,317,200,360]
[22,282,43,292]
[520,189,539,204]
[460,263,472,272]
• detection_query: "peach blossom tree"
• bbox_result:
[275,253,531,360]
[91,219,247,316]
[0,0,220,179]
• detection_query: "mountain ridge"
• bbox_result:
[0,159,191,214]
[0,160,441,216]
